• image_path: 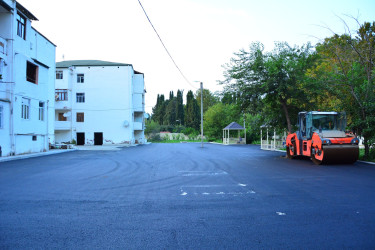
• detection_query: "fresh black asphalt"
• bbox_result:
[0,143,374,249]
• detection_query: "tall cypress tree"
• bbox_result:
[185,90,200,130]
[176,89,184,125]
[152,94,165,124]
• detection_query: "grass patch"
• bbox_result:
[359,148,375,163]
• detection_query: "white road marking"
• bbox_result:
[276,212,286,216]
[179,171,228,176]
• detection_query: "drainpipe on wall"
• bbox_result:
[46,100,49,150]
[9,9,15,155]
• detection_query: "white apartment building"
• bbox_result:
[54,60,146,145]
[0,1,56,157]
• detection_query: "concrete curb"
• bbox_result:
[0,149,77,163]
[261,149,375,165]
[357,160,375,165]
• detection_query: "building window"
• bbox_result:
[76,112,84,122]
[56,71,63,79]
[55,89,68,101]
[58,113,67,121]
[21,98,30,120]
[76,93,85,103]
[26,61,38,84]
[39,102,44,121]
[32,135,37,141]
[0,105,3,128]
[16,12,26,39]
[77,74,84,83]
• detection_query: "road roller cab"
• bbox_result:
[286,111,359,164]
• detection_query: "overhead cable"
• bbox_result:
[137,0,198,90]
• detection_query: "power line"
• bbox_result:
[137,0,198,90]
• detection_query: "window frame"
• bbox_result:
[56,70,63,80]
[16,12,26,39]
[21,98,30,120]
[76,93,85,103]
[26,61,39,84]
[58,112,67,121]
[77,74,84,83]
[39,102,44,121]
[76,112,84,122]
[0,105,3,129]
[55,89,68,101]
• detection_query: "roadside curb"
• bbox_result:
[261,149,375,165]
[209,142,226,145]
[358,160,375,165]
[0,149,77,163]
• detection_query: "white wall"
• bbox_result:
[55,65,146,145]
[55,131,71,143]
[0,102,11,156]
[0,2,56,156]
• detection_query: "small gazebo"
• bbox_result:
[223,122,246,145]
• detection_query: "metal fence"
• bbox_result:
[260,127,287,151]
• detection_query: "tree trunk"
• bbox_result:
[363,136,370,160]
[280,98,292,133]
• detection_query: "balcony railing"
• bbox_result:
[55,100,71,110]
[133,122,143,131]
[133,94,143,112]
[55,121,71,131]
[0,36,6,56]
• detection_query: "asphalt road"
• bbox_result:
[0,143,374,249]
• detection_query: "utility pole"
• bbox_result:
[200,82,204,148]
[243,112,246,144]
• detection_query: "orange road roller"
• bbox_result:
[286,111,359,165]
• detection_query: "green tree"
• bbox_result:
[152,94,166,125]
[195,89,219,114]
[203,103,240,140]
[176,89,184,125]
[185,90,200,130]
[164,97,177,125]
[310,21,375,159]
[220,42,316,132]
[144,119,160,135]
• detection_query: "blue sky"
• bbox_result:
[19,0,375,113]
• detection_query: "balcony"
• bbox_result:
[133,122,143,131]
[133,93,143,112]
[55,121,71,131]
[55,100,71,111]
[0,36,6,57]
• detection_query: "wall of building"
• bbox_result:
[0,2,55,156]
[55,131,71,143]
[0,101,11,156]
[55,65,146,145]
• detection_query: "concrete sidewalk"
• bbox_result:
[0,149,77,163]
[0,144,141,162]
[74,144,137,151]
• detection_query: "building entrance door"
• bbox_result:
[94,132,103,145]
[77,132,85,145]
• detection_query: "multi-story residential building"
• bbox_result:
[0,1,56,156]
[54,60,146,145]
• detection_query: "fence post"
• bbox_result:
[274,129,276,150]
